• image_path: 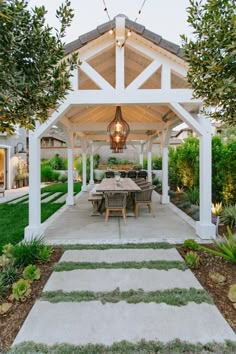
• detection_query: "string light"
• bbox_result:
[102,0,113,34]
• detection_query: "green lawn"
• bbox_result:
[0,183,81,252]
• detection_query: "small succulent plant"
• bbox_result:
[183,239,200,251]
[23,265,41,282]
[185,251,200,269]
[2,243,14,259]
[228,284,236,303]
[209,272,226,284]
[11,279,31,301]
[0,255,11,268]
[0,302,13,315]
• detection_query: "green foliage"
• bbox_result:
[2,243,15,258]
[185,252,200,269]
[221,205,236,228]
[0,0,80,134]
[132,163,142,170]
[37,245,52,262]
[41,165,60,182]
[107,156,118,165]
[0,265,20,286]
[11,278,31,301]
[181,0,236,125]
[183,239,200,251]
[74,155,90,182]
[0,302,12,315]
[152,176,161,187]
[93,154,100,169]
[201,227,236,263]
[42,288,212,306]
[58,174,68,183]
[184,187,199,205]
[54,260,186,272]
[0,254,11,267]
[6,341,236,354]
[49,154,66,170]
[10,238,52,267]
[61,242,174,251]
[41,182,81,194]
[228,284,236,303]
[23,265,41,282]
[152,155,162,170]
[119,158,132,165]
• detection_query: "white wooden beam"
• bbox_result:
[127,60,162,90]
[69,89,202,105]
[84,133,149,140]
[70,122,164,132]
[80,37,114,61]
[80,61,114,90]
[169,102,204,136]
[161,64,171,89]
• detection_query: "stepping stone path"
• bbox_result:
[13,246,236,350]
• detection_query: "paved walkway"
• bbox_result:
[13,246,236,351]
[44,189,199,244]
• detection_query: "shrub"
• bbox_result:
[133,163,142,171]
[107,156,118,165]
[10,238,52,267]
[200,227,236,264]
[221,205,236,228]
[49,154,65,170]
[185,251,200,269]
[23,265,41,282]
[152,177,161,187]
[41,165,54,182]
[0,265,20,287]
[11,279,31,301]
[58,174,68,183]
[94,154,100,169]
[183,239,200,251]
[184,187,199,205]
[152,155,162,170]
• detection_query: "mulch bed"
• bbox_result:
[178,245,236,333]
[0,247,63,352]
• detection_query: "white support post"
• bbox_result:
[66,148,75,205]
[89,142,94,185]
[115,16,125,90]
[70,68,79,91]
[82,142,87,192]
[139,143,144,168]
[147,151,152,182]
[24,131,41,240]
[161,145,170,204]
[196,116,216,239]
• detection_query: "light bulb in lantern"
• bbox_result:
[115,121,122,132]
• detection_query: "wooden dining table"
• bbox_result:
[96,177,141,193]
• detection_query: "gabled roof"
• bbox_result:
[64,15,184,59]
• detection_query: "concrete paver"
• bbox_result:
[60,248,184,263]
[43,268,202,292]
[13,301,236,346]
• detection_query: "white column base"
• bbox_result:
[195,221,216,240]
[89,179,95,185]
[82,185,87,192]
[161,195,170,204]
[66,196,75,206]
[24,225,43,241]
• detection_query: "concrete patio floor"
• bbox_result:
[44,189,199,244]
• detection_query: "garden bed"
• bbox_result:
[0,247,63,352]
[178,245,236,333]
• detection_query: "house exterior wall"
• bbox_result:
[0,128,27,189]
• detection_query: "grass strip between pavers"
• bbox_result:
[41,288,213,306]
[54,260,187,271]
[61,242,174,251]
[6,339,236,354]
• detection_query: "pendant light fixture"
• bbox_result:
[107,106,130,153]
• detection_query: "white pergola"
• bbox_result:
[25,15,216,240]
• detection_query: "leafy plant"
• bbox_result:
[185,251,200,269]
[152,155,162,170]
[0,265,20,287]
[183,239,200,251]
[228,284,236,303]
[0,280,9,301]
[2,243,15,258]
[11,237,52,267]
[211,202,223,217]
[201,227,236,264]
[49,154,65,170]
[208,272,226,284]
[184,187,199,205]
[11,279,31,301]
[107,157,118,165]
[23,265,41,282]
[133,164,142,171]
[221,205,236,228]
[0,302,13,315]
[58,174,68,183]
[0,254,11,268]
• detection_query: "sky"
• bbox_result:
[28,0,193,46]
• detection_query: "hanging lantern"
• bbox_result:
[107,106,130,153]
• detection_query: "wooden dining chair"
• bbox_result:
[133,186,156,218]
[104,191,128,224]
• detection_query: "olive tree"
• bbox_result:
[181,0,236,126]
[0,0,79,134]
